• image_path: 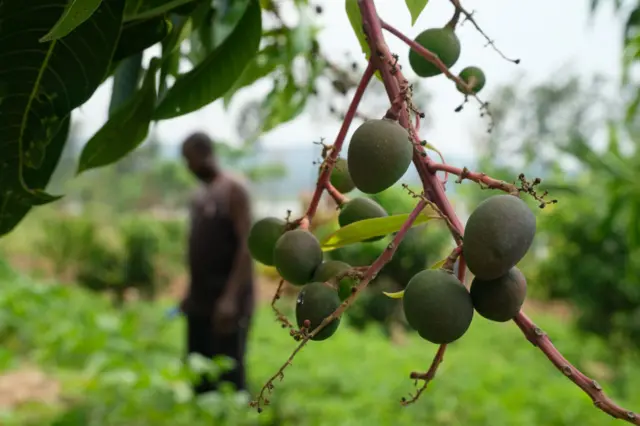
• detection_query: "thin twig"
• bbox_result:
[271,279,294,330]
[324,182,348,206]
[303,60,375,221]
[379,20,482,102]
[401,344,447,405]
[514,312,639,425]
[449,0,520,64]
[426,160,518,194]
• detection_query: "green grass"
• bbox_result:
[0,260,638,426]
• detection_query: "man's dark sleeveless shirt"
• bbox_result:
[182,174,254,318]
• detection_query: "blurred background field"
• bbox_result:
[2,0,640,424]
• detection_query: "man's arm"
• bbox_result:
[220,181,253,302]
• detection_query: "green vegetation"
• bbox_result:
[403,269,474,344]
[1,260,638,425]
[347,119,413,194]
[2,0,640,422]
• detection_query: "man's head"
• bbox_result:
[181,131,218,182]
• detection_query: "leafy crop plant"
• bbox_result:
[246,1,640,424]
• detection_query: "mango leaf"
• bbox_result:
[0,0,126,237]
[124,0,195,21]
[211,0,252,51]
[153,0,262,119]
[405,0,429,26]
[109,53,144,116]
[345,0,369,58]
[113,15,172,63]
[77,58,160,174]
[429,257,448,270]
[382,290,405,299]
[345,0,382,82]
[260,75,307,134]
[10,116,72,224]
[321,210,440,251]
[222,44,282,108]
[39,0,104,42]
[158,14,192,97]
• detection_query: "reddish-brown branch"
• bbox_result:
[304,60,375,221]
[380,20,476,99]
[402,343,447,405]
[514,312,639,424]
[357,1,639,423]
[358,0,464,242]
[426,160,518,194]
[325,182,348,206]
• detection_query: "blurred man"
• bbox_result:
[180,131,255,395]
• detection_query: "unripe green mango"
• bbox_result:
[273,229,323,285]
[347,119,413,194]
[402,269,474,344]
[295,281,342,341]
[408,27,461,78]
[470,267,527,322]
[247,217,286,266]
[463,195,536,280]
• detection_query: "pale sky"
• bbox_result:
[71,0,622,161]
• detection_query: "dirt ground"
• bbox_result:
[0,368,60,410]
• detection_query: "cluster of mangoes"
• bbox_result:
[402,194,535,344]
[248,98,534,347]
[246,118,419,341]
[408,23,486,95]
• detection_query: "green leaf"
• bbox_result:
[260,75,307,133]
[382,290,405,299]
[109,53,144,116]
[124,0,195,22]
[222,44,282,108]
[7,116,72,228]
[405,0,428,26]
[153,0,262,120]
[429,257,448,270]
[112,15,172,63]
[321,210,440,251]
[77,59,160,174]
[345,0,382,81]
[211,0,252,51]
[0,0,126,237]
[39,0,104,42]
[422,140,446,164]
[345,0,369,58]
